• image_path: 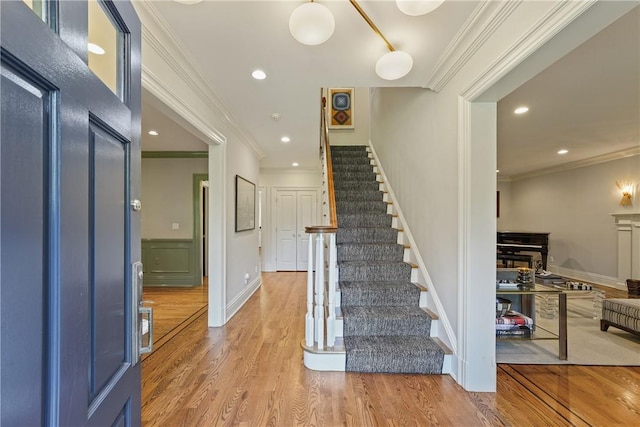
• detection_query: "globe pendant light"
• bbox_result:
[289,2,335,46]
[396,0,445,16]
[375,50,413,80]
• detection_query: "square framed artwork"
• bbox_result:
[328,87,354,129]
[235,175,256,232]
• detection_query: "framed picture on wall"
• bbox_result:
[328,87,355,129]
[235,175,255,232]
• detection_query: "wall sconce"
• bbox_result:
[616,180,635,206]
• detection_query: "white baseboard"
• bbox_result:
[225,276,262,322]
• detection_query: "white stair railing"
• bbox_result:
[304,92,338,350]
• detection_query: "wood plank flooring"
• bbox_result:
[142,279,208,358]
[142,272,640,426]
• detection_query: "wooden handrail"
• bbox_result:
[308,90,337,232]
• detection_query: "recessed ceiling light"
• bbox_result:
[88,43,105,55]
[251,69,267,80]
[514,106,529,114]
[148,130,159,136]
[557,149,568,155]
[292,162,299,167]
[281,136,290,143]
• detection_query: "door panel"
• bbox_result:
[0,61,51,427]
[276,191,297,270]
[296,191,317,270]
[0,1,142,425]
[90,123,127,400]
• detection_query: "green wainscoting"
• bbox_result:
[142,239,201,287]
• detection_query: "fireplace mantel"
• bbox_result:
[611,212,640,284]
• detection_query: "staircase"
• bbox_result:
[330,145,445,374]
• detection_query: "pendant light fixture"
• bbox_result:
[288,0,416,80]
[396,0,445,16]
[349,0,413,80]
[289,1,335,46]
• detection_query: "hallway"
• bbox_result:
[141,272,640,426]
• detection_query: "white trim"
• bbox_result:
[368,143,458,356]
[460,0,597,100]
[225,276,262,322]
[208,142,227,327]
[423,0,522,91]
[509,148,640,181]
[143,68,226,146]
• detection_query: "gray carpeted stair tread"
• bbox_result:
[337,227,398,244]
[336,200,387,214]
[344,336,444,374]
[338,261,412,282]
[337,213,392,228]
[332,158,372,166]
[337,243,404,261]
[333,164,373,173]
[333,172,377,182]
[335,190,383,201]
[334,181,380,191]
[340,281,420,306]
[342,306,432,336]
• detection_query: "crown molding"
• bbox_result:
[423,0,522,91]
[509,146,640,181]
[143,67,226,146]
[134,0,265,158]
[460,0,598,101]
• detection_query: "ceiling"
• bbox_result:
[140,1,639,178]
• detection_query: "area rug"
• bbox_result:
[496,296,640,365]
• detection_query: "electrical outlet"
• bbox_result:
[172,222,179,230]
[549,256,554,263]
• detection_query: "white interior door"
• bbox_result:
[275,189,318,271]
[276,191,297,270]
[296,191,317,270]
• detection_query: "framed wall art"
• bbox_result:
[328,87,354,129]
[235,175,255,232]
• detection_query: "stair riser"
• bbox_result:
[337,228,398,244]
[336,201,388,214]
[345,350,443,374]
[335,190,383,202]
[344,316,431,336]
[332,157,371,165]
[337,214,392,228]
[337,244,404,262]
[339,264,412,282]
[333,172,377,182]
[341,288,418,306]
[333,181,380,191]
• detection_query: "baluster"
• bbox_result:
[326,232,337,346]
[305,233,315,347]
[315,233,325,349]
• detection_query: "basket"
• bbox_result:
[628,279,640,296]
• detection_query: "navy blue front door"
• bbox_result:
[1,1,142,425]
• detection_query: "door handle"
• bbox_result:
[139,305,153,354]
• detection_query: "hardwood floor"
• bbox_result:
[141,272,640,426]
[142,279,208,359]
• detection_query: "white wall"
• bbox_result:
[141,157,208,239]
[503,155,640,286]
[328,87,370,146]
[225,138,262,309]
[259,168,322,271]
